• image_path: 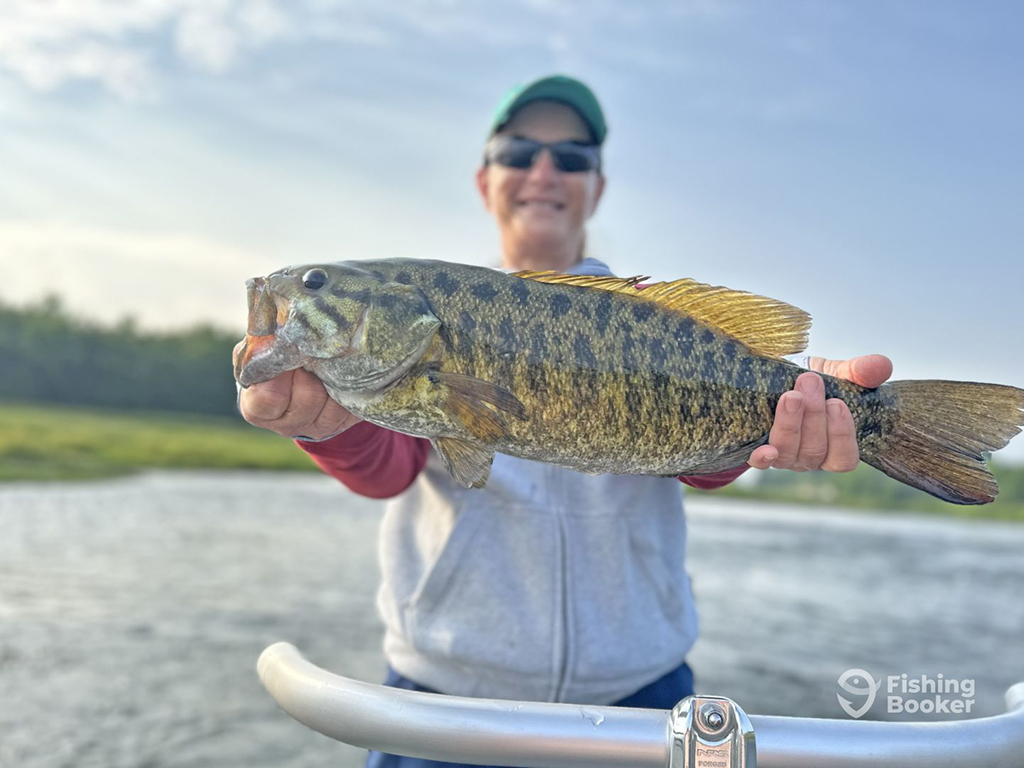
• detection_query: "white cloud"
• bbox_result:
[0,220,273,331]
[0,0,670,99]
[0,0,293,98]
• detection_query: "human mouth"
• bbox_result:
[517,199,565,211]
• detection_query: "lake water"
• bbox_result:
[2,471,1022,767]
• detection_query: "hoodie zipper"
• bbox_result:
[552,469,572,702]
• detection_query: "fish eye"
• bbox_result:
[302,268,329,291]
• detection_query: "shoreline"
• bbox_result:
[2,399,1021,521]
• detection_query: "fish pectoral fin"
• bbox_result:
[512,271,810,359]
[432,437,494,489]
[432,371,527,441]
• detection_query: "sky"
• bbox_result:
[1,0,1022,459]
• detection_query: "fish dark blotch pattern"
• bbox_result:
[649,338,668,368]
[574,333,597,369]
[674,319,695,357]
[528,322,547,364]
[736,358,756,389]
[595,293,613,335]
[700,349,717,377]
[433,271,460,297]
[439,324,455,354]
[314,296,351,331]
[551,294,572,319]
[632,303,654,323]
[498,317,516,351]
[510,279,531,306]
[471,282,499,302]
[330,286,371,304]
[769,365,791,394]
[622,332,637,371]
[376,293,399,309]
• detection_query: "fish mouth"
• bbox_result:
[247,277,278,336]
[234,277,302,387]
[234,333,277,386]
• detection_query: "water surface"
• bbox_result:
[2,472,1021,767]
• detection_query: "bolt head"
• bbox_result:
[698,702,727,732]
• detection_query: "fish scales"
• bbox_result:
[361,260,817,474]
[236,258,1024,503]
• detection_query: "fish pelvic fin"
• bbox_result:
[432,437,494,489]
[862,380,1024,504]
[511,271,810,358]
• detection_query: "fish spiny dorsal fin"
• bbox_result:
[511,271,811,358]
[511,271,649,291]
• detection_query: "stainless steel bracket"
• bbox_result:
[669,695,755,768]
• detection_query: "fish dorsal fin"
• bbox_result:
[511,271,649,292]
[511,271,811,358]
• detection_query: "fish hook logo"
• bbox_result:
[837,668,881,719]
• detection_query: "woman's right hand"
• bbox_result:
[234,341,361,440]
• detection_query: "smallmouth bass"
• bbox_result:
[234,258,1024,504]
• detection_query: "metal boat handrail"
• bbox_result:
[258,642,1024,768]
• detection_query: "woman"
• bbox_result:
[237,75,892,768]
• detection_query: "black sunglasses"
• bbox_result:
[484,135,602,173]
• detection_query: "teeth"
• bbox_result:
[519,201,563,209]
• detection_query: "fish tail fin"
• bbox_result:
[861,380,1024,505]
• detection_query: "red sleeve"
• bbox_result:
[296,421,431,499]
[678,464,750,490]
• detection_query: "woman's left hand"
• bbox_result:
[748,354,893,472]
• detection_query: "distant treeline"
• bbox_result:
[708,461,1024,520]
[2,295,1022,518]
[0,295,241,416]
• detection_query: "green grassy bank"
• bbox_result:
[2,399,1022,521]
[690,461,1024,522]
[0,400,317,482]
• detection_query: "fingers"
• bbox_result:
[310,396,361,438]
[756,389,805,470]
[240,370,297,424]
[278,367,331,425]
[764,373,826,471]
[807,354,893,387]
[239,368,359,440]
[820,399,859,472]
[748,444,778,470]
[752,372,859,473]
[794,373,828,470]
[848,354,893,388]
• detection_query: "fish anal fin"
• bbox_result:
[432,437,494,488]
[511,271,811,359]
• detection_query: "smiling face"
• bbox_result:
[476,100,605,272]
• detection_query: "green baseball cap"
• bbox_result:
[488,74,607,145]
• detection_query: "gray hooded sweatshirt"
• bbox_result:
[376,258,699,705]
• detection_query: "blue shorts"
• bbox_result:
[366,662,695,768]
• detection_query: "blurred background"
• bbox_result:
[1,2,1022,766]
